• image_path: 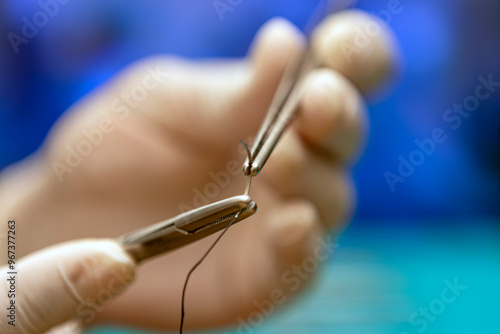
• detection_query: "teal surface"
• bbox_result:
[87,220,500,333]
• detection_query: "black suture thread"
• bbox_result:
[179,209,242,333]
[179,141,254,333]
[240,139,254,163]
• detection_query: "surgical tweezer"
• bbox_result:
[242,49,317,176]
[120,195,257,263]
[242,1,333,176]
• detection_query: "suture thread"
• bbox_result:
[179,141,254,333]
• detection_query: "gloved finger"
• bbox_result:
[0,240,136,334]
[264,199,324,270]
[296,68,368,163]
[312,10,401,97]
[248,199,337,298]
[225,199,325,306]
[263,129,355,228]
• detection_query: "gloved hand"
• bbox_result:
[0,10,399,332]
[0,239,136,334]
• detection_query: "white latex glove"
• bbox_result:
[0,239,136,334]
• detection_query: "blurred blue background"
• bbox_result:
[1,0,499,333]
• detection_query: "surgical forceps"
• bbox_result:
[242,49,317,176]
[120,195,256,263]
[242,1,332,176]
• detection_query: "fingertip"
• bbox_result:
[249,17,306,86]
[222,18,306,141]
[312,10,401,97]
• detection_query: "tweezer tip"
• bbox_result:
[242,162,259,177]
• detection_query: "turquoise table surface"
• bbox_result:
[87,220,500,334]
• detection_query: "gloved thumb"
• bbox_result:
[1,239,136,334]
